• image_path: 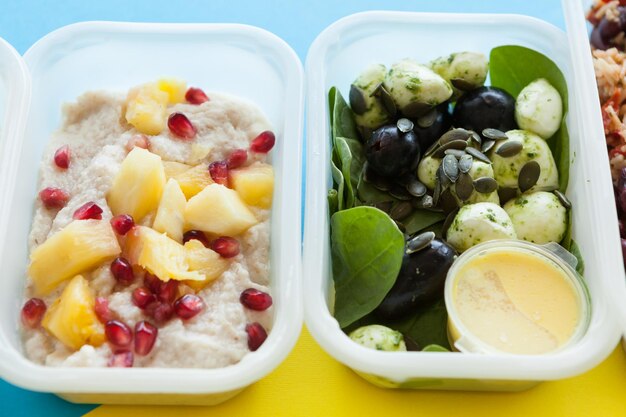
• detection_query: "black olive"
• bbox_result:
[375,238,456,320]
[365,124,420,178]
[413,102,452,152]
[453,86,517,134]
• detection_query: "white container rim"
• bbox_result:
[0,21,304,395]
[304,10,622,383]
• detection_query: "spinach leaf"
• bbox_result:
[331,206,405,328]
[489,45,570,192]
[356,168,397,204]
[331,161,344,211]
[403,210,446,236]
[328,189,339,216]
[386,298,451,349]
[328,86,337,128]
[561,208,573,251]
[335,137,356,208]
[344,137,365,189]
[570,239,585,276]
[332,88,359,142]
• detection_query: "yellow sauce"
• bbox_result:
[451,250,581,354]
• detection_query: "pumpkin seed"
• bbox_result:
[349,84,367,115]
[450,78,476,91]
[459,154,473,173]
[436,165,451,189]
[481,140,496,154]
[444,149,467,159]
[397,118,414,133]
[518,161,541,192]
[465,147,491,164]
[482,128,508,141]
[416,108,438,128]
[439,128,471,145]
[402,102,431,118]
[432,139,468,159]
[470,131,482,146]
[424,140,441,157]
[406,178,427,197]
[495,141,523,158]
[455,172,474,200]
[442,208,459,238]
[498,187,518,204]
[390,201,413,221]
[433,181,441,206]
[373,201,393,213]
[473,176,498,194]
[554,190,572,209]
[406,231,436,254]
[439,188,458,214]
[372,83,397,117]
[442,154,460,183]
[389,184,412,201]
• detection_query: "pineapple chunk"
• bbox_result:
[125,83,169,135]
[126,226,204,282]
[230,162,274,209]
[28,220,121,296]
[157,78,187,104]
[185,184,257,235]
[183,240,230,291]
[163,161,192,179]
[175,164,214,199]
[42,275,105,350]
[108,147,166,222]
[153,179,187,242]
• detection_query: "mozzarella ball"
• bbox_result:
[417,155,440,190]
[349,325,407,352]
[515,78,563,139]
[350,63,391,130]
[429,51,488,91]
[503,191,567,244]
[446,202,517,252]
[452,160,500,206]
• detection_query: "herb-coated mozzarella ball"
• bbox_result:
[515,78,563,139]
[429,52,489,91]
[384,59,453,116]
[350,64,391,130]
[452,160,500,206]
[348,325,407,351]
[490,129,559,192]
[446,202,517,252]
[503,191,567,244]
[417,155,440,190]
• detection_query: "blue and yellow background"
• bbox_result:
[1,1,625,416]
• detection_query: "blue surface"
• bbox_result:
[0,0,564,416]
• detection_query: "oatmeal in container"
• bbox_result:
[0,22,303,405]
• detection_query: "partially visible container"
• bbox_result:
[304,11,623,391]
[0,22,304,405]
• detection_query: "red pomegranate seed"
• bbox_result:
[21,298,46,328]
[110,214,135,235]
[157,280,179,304]
[135,321,158,356]
[185,87,209,105]
[144,273,162,294]
[211,236,240,258]
[95,297,114,323]
[182,230,210,247]
[168,112,196,140]
[125,134,150,152]
[110,257,134,285]
[174,294,205,320]
[105,320,133,349]
[39,187,69,209]
[146,302,174,325]
[108,351,134,367]
[73,201,103,220]
[227,149,248,169]
[54,145,71,169]
[250,131,275,153]
[240,288,273,311]
[246,322,268,351]
[209,161,229,186]
[132,287,157,310]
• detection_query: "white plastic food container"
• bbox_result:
[304,10,624,391]
[0,22,304,405]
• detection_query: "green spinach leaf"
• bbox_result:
[331,161,344,211]
[570,239,585,276]
[335,137,356,208]
[332,88,359,142]
[356,168,396,204]
[331,206,405,328]
[328,189,339,217]
[386,298,451,349]
[403,210,446,236]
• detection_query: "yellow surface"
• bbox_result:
[85,326,626,417]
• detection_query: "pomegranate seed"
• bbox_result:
[110,257,134,285]
[240,288,273,311]
[132,287,157,309]
[246,322,268,351]
[95,297,114,323]
[54,145,71,169]
[168,112,196,140]
[105,320,133,349]
[39,187,69,209]
[108,350,134,367]
[209,161,229,186]
[211,236,240,258]
[157,280,179,304]
[135,321,158,356]
[110,214,135,235]
[227,149,248,169]
[182,230,210,247]
[125,134,150,152]
[185,87,209,105]
[73,201,103,220]
[174,294,205,319]
[250,131,275,153]
[146,302,174,325]
[21,298,46,328]
[144,273,162,294]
